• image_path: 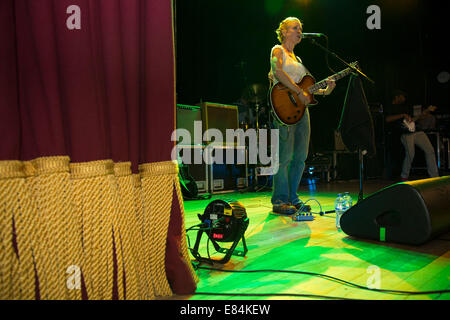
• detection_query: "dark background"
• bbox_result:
[174,0,449,153]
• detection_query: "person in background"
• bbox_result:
[385,90,439,181]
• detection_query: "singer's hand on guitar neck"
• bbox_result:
[323,77,336,95]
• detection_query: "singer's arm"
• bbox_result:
[271,48,310,104]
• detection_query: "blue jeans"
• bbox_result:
[271,109,310,206]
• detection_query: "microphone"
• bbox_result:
[300,33,326,39]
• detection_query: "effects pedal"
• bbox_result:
[292,212,315,222]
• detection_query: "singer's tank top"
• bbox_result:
[269,44,309,85]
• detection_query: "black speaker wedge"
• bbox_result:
[340,176,450,245]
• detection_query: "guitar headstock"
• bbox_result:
[427,105,438,112]
[349,61,359,73]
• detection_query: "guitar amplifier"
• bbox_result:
[176,104,202,145]
[198,102,239,145]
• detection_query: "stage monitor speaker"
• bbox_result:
[198,102,239,145]
[176,104,202,145]
[340,176,450,245]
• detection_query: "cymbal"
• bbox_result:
[243,83,267,103]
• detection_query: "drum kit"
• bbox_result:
[238,83,272,131]
[236,83,275,191]
[234,61,274,190]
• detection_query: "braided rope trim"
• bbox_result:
[138,160,178,177]
[0,161,25,179]
[0,158,196,300]
[173,174,200,285]
[70,160,114,179]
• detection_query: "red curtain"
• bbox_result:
[0,0,196,298]
[1,0,177,167]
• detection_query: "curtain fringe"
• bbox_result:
[0,157,197,300]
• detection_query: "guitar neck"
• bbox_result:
[308,66,353,94]
[411,106,436,122]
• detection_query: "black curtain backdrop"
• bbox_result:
[175,0,449,152]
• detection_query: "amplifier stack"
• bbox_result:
[176,102,247,194]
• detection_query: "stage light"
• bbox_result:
[437,71,450,84]
[264,0,284,15]
[294,0,312,6]
[191,199,249,264]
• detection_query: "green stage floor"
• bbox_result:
[177,180,450,300]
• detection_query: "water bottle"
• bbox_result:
[343,192,352,211]
[335,193,344,230]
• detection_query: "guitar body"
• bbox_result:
[401,119,416,133]
[400,106,436,133]
[270,75,318,126]
[269,61,358,126]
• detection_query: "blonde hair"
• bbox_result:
[275,17,302,43]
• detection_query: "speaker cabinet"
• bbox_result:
[340,176,450,245]
[198,102,239,145]
[176,104,202,145]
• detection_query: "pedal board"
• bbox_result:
[292,213,315,221]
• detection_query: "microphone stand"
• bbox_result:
[358,148,366,202]
[307,36,374,203]
[308,38,375,84]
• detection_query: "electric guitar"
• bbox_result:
[401,105,437,133]
[269,62,358,126]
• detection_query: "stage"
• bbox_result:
[177,179,450,300]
